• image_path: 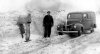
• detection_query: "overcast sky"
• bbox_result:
[0,0,99,13]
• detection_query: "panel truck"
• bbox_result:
[57,11,96,37]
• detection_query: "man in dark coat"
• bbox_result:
[43,11,54,38]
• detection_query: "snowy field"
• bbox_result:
[0,14,100,54]
[0,0,100,54]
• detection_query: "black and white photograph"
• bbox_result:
[0,0,100,54]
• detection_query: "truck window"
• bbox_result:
[68,13,83,18]
[83,14,87,18]
[68,14,70,18]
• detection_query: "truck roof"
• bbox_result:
[67,11,96,19]
[68,11,95,14]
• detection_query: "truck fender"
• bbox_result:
[74,23,83,30]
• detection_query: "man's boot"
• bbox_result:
[25,33,31,42]
[25,38,31,42]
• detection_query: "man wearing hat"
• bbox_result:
[43,11,54,38]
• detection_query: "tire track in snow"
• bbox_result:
[22,42,50,54]
[8,38,51,54]
[8,30,97,54]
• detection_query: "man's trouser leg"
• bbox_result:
[44,27,48,38]
[25,23,30,41]
[47,27,51,37]
[18,24,25,38]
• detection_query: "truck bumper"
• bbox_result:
[57,31,78,34]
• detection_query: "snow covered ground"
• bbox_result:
[30,29,100,54]
[0,14,100,54]
[1,29,100,54]
[0,0,100,54]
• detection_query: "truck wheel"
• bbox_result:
[90,28,94,33]
[69,33,78,38]
[78,30,82,36]
[58,32,63,35]
[94,24,96,28]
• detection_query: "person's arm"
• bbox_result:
[51,16,54,26]
[43,16,46,26]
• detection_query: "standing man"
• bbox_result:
[43,11,54,38]
[25,13,32,42]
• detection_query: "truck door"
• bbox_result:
[82,14,91,30]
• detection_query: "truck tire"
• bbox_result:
[90,28,94,33]
[94,24,96,28]
[78,30,82,36]
[58,32,63,35]
[69,33,78,38]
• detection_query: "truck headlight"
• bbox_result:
[74,25,76,28]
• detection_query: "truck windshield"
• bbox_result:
[68,13,83,18]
